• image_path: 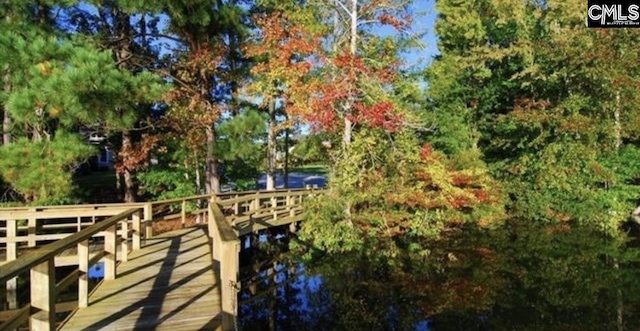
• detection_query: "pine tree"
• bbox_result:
[0,0,163,204]
[61,0,167,202]
[160,0,247,194]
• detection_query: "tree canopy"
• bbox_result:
[3,0,640,328]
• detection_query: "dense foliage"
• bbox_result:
[3,0,640,329]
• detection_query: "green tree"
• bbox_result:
[62,0,167,202]
[0,1,162,204]
[427,0,640,327]
[244,7,321,190]
[160,0,248,194]
[428,0,640,228]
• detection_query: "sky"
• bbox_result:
[404,0,440,69]
[73,0,440,70]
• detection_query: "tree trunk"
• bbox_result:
[342,0,358,150]
[343,117,352,150]
[121,131,136,203]
[3,109,10,145]
[2,69,10,145]
[112,10,137,203]
[195,150,202,194]
[115,171,122,200]
[266,100,277,190]
[123,169,135,202]
[283,122,290,189]
[205,125,221,194]
[611,94,623,330]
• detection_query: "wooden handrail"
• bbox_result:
[0,187,325,213]
[0,208,138,284]
[149,193,211,209]
[0,188,324,330]
[207,201,240,330]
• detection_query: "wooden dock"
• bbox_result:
[0,188,323,330]
[60,226,222,331]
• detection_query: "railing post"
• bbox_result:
[132,209,142,250]
[104,224,117,280]
[181,200,187,228]
[120,220,128,263]
[30,259,55,331]
[251,194,260,212]
[221,239,240,331]
[6,219,17,310]
[286,191,292,206]
[28,215,37,247]
[144,203,153,240]
[78,240,89,308]
[233,194,239,215]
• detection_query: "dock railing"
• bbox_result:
[0,187,324,330]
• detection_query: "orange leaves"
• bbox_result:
[420,144,433,159]
[306,104,340,131]
[379,13,411,31]
[305,51,403,133]
[330,52,397,86]
[389,143,501,215]
[162,44,225,149]
[245,11,321,115]
[349,101,403,132]
[115,134,160,173]
[246,8,407,135]
[451,173,473,186]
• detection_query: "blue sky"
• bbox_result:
[405,0,440,69]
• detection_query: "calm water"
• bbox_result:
[238,222,640,331]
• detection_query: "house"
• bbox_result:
[79,127,114,170]
[96,146,115,170]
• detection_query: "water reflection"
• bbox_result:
[238,221,640,330]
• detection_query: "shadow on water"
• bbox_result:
[237,221,640,331]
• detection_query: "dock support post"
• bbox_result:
[132,210,142,250]
[78,240,89,308]
[221,239,240,331]
[5,219,17,310]
[144,203,153,240]
[104,224,117,280]
[181,200,187,228]
[30,259,55,331]
[27,215,36,247]
[120,220,128,263]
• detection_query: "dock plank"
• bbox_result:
[60,227,222,331]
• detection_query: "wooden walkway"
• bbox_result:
[60,226,222,331]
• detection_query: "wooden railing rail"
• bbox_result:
[0,187,325,330]
[0,208,141,330]
[207,200,241,330]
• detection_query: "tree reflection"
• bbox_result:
[238,221,640,330]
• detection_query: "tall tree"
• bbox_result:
[0,1,162,203]
[427,2,640,326]
[62,0,167,202]
[245,9,321,190]
[307,0,414,149]
[161,0,246,194]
